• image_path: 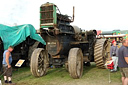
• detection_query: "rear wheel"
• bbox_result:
[94,39,110,68]
[68,48,83,79]
[30,48,49,77]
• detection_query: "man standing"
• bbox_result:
[118,40,128,85]
[2,46,14,84]
[110,40,118,72]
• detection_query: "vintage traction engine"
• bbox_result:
[30,2,110,79]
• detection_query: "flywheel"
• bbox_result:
[94,39,111,68]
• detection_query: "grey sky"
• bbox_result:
[0,0,128,31]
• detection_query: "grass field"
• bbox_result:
[2,63,122,85]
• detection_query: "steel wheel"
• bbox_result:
[30,48,49,77]
[68,48,83,79]
[94,39,110,68]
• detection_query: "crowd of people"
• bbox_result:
[110,39,128,85]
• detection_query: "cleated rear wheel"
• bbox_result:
[94,39,111,68]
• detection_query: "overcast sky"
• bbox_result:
[0,0,128,31]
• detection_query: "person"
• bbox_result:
[2,46,14,84]
[110,40,118,72]
[118,40,128,85]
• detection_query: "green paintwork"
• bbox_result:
[53,5,57,25]
[40,25,54,28]
[112,30,120,35]
[102,30,128,39]
[40,3,57,29]
[112,30,128,39]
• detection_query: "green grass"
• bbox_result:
[2,63,122,85]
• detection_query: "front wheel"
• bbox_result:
[68,48,83,79]
[30,48,49,77]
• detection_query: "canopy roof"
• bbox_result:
[0,24,46,50]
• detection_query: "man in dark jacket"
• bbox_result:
[110,40,118,72]
[118,40,128,85]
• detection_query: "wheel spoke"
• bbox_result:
[38,57,44,64]
[38,63,43,68]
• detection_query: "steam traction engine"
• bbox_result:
[30,2,110,78]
